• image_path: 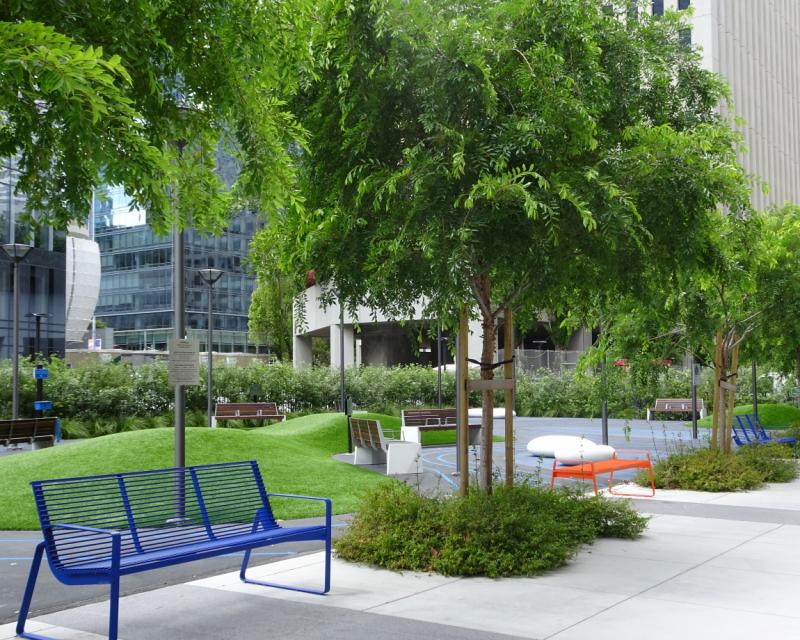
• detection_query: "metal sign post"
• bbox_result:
[456,311,469,496]
[691,362,701,439]
[503,307,514,487]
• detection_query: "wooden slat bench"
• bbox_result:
[400,408,481,445]
[0,417,60,449]
[212,402,285,427]
[646,398,705,421]
[17,460,331,640]
[550,450,655,497]
[350,418,422,475]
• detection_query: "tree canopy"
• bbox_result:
[267,0,751,488]
[1,1,311,232]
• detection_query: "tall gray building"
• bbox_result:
[93,193,262,352]
[657,0,800,208]
[0,157,67,359]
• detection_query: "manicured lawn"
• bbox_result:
[694,403,800,429]
[0,413,393,530]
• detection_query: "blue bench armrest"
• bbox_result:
[267,493,332,516]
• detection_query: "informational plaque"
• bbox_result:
[168,339,200,386]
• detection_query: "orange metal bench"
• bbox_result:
[550,450,655,497]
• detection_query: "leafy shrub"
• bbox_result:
[335,482,647,578]
[638,444,798,492]
[0,355,792,428]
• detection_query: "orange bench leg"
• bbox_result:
[606,465,655,497]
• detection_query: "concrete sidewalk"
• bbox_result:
[4,479,800,640]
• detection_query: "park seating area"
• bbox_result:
[0,417,60,450]
[350,418,422,475]
[16,460,332,640]
[400,408,481,445]
[212,402,285,427]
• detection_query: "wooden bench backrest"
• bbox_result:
[402,409,458,427]
[215,402,280,417]
[33,461,273,571]
[350,418,388,450]
[653,398,704,412]
[0,417,57,441]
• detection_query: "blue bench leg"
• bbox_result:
[16,541,44,639]
[16,541,121,640]
[239,538,331,596]
[108,575,120,640]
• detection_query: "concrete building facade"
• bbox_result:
[661,0,800,207]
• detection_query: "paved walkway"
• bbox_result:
[3,418,799,640]
[4,475,800,640]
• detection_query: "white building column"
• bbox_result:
[330,323,355,368]
[293,335,313,367]
[467,319,483,363]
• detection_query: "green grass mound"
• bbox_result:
[694,403,800,429]
[637,444,798,492]
[335,483,647,578]
[0,413,393,530]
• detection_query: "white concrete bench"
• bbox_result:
[350,418,422,475]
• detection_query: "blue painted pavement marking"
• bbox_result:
[432,469,458,488]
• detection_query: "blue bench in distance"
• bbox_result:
[17,460,331,640]
[733,414,797,447]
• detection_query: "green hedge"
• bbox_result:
[0,358,791,426]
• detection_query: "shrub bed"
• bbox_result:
[638,444,798,492]
[334,483,647,577]
[0,357,792,429]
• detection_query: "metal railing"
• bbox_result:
[498,349,584,374]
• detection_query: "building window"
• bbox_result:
[679,27,692,47]
[652,0,664,16]
[678,0,690,9]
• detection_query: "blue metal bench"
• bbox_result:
[733,414,797,447]
[17,460,331,640]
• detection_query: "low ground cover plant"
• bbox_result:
[637,443,798,492]
[335,482,647,578]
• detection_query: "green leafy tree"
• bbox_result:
[750,205,800,384]
[248,236,295,361]
[1,1,311,231]
[270,0,750,489]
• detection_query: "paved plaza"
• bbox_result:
[2,418,800,639]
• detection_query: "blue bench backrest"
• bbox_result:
[32,461,276,572]
[732,415,754,446]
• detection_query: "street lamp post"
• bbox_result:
[199,268,224,428]
[26,312,50,414]
[3,244,32,419]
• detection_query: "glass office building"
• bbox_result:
[94,188,262,352]
[0,157,67,359]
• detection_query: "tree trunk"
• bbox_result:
[473,273,497,493]
[712,329,740,454]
